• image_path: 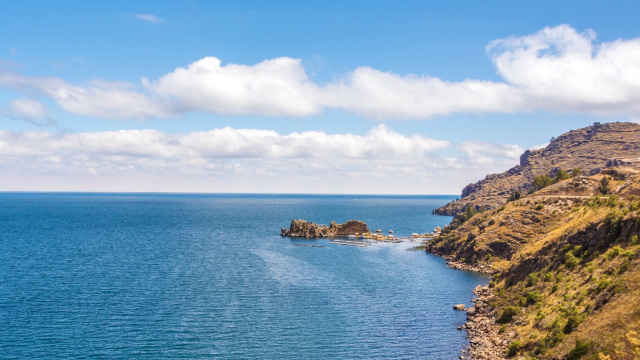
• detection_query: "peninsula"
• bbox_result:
[430,122,640,359]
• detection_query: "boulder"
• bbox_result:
[466,307,476,316]
[454,304,466,311]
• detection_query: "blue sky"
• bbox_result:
[1,1,639,194]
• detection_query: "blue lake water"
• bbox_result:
[0,193,488,359]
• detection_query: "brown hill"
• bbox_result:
[433,122,640,216]
[429,168,640,359]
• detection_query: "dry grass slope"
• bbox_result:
[430,168,640,359]
[434,122,640,216]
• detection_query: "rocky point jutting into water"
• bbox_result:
[281,219,370,238]
[433,122,640,216]
[429,122,640,359]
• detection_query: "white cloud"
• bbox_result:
[134,14,163,23]
[10,98,47,119]
[0,71,173,119]
[148,57,321,116]
[488,24,640,116]
[0,126,519,194]
[456,141,523,167]
[0,125,448,161]
[3,98,55,126]
[3,25,638,120]
[322,67,524,119]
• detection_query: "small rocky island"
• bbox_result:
[281,219,370,238]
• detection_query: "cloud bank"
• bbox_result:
[1,25,639,121]
[0,126,521,193]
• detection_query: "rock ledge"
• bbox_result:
[281,219,370,238]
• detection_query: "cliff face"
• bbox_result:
[281,219,370,238]
[430,167,640,358]
[434,122,640,216]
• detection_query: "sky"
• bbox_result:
[1,0,640,194]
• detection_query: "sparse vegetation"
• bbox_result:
[428,123,640,360]
[507,340,521,357]
[599,176,611,195]
[567,339,594,360]
[534,174,554,190]
[555,169,570,182]
[564,251,579,269]
[497,306,519,323]
[508,191,522,202]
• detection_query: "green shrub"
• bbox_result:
[567,339,594,360]
[519,296,527,307]
[497,306,519,323]
[563,315,581,334]
[527,273,539,287]
[607,246,622,259]
[572,168,582,177]
[544,272,554,282]
[564,251,579,269]
[508,191,522,202]
[526,290,542,305]
[599,176,611,195]
[546,329,566,347]
[623,249,636,259]
[555,169,570,182]
[534,174,554,190]
[551,283,559,293]
[507,340,521,357]
[453,205,480,226]
[619,260,630,274]
[536,204,544,211]
[596,278,611,293]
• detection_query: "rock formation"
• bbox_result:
[434,122,640,216]
[429,162,640,357]
[281,219,370,238]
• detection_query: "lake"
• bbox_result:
[0,193,487,359]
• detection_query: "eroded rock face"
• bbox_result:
[281,219,370,238]
[433,122,640,216]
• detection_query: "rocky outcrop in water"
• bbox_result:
[281,219,370,238]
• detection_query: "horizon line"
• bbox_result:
[0,190,459,197]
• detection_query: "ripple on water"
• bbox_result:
[0,193,486,359]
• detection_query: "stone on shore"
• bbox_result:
[453,304,466,311]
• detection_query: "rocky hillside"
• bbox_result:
[281,219,369,238]
[429,168,640,359]
[434,122,640,216]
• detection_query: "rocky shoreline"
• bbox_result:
[459,285,507,360]
[435,253,504,358]
[427,250,497,274]
[443,256,496,275]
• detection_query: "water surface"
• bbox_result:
[0,193,487,359]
